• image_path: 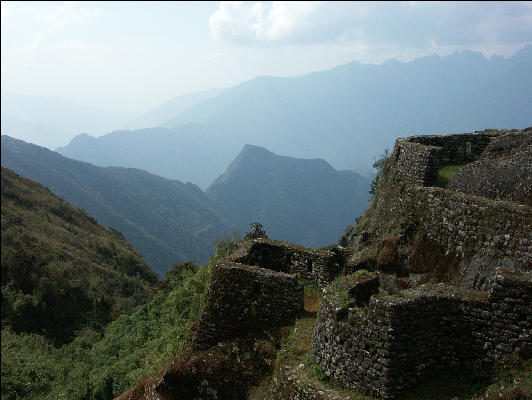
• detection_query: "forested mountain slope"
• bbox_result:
[1,167,157,345]
[2,136,236,276]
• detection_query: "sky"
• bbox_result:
[2,1,532,117]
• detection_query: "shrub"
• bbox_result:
[244,222,268,240]
[369,149,390,198]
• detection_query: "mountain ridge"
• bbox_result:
[207,143,371,248]
[2,136,236,276]
[57,47,532,188]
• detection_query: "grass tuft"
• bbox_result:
[435,164,466,188]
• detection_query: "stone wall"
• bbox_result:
[191,261,304,351]
[448,132,532,205]
[404,186,532,288]
[409,133,496,163]
[392,139,441,187]
[230,239,342,287]
[393,132,499,187]
[310,268,531,399]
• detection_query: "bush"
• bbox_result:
[244,222,268,240]
[369,149,390,198]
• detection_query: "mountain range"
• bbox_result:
[0,92,129,150]
[57,46,532,189]
[125,88,225,130]
[2,136,370,274]
[1,136,235,276]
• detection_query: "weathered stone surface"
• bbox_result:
[191,260,304,351]
[310,268,531,399]
[259,365,359,400]
[155,333,278,400]
[393,131,500,187]
[230,238,342,287]
[448,131,532,205]
[341,129,531,289]
[404,185,531,288]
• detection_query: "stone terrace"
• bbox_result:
[311,268,532,399]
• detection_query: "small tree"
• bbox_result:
[244,222,268,240]
[369,148,390,198]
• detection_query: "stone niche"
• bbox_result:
[230,238,342,287]
[311,268,532,399]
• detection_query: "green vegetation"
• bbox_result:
[0,177,247,400]
[1,261,212,400]
[1,136,236,276]
[1,167,156,345]
[244,221,268,240]
[475,357,532,400]
[369,148,390,198]
[434,164,466,188]
[332,269,371,291]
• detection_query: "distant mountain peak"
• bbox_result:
[240,144,273,156]
[207,145,371,249]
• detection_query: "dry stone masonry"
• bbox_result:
[404,185,532,288]
[191,260,304,351]
[448,131,532,205]
[392,131,499,187]
[311,268,532,399]
[230,238,343,287]
[119,130,531,400]
[319,129,531,399]
[152,239,335,400]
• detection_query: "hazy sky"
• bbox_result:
[2,1,532,116]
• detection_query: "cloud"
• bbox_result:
[38,1,102,29]
[209,1,353,45]
[209,1,532,49]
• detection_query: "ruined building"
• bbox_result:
[117,129,531,400]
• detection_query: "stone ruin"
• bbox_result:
[152,239,341,400]
[119,130,531,400]
[229,238,343,287]
[311,129,532,399]
[311,268,532,399]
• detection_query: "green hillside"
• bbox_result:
[1,136,237,276]
[1,167,157,344]
[0,166,223,400]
